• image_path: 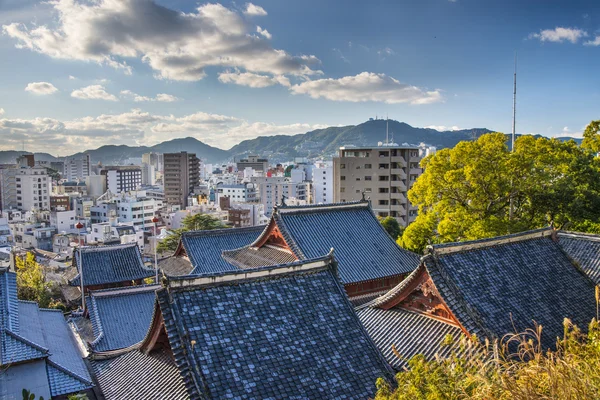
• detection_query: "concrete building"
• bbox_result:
[85,174,107,197]
[22,225,57,251]
[0,218,12,246]
[50,194,70,211]
[141,162,156,186]
[164,152,200,208]
[142,152,163,172]
[87,222,144,249]
[54,181,87,196]
[312,161,333,204]
[74,198,94,219]
[236,155,269,172]
[0,165,51,212]
[333,145,423,226]
[50,209,78,234]
[90,191,160,230]
[227,203,269,227]
[63,154,91,181]
[101,166,142,193]
[215,183,257,205]
[251,176,312,215]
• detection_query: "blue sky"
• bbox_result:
[0,0,598,154]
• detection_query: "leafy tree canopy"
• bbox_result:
[157,213,229,253]
[379,216,404,240]
[16,252,51,308]
[399,131,600,252]
[582,120,600,153]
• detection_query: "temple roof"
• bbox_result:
[91,348,188,400]
[70,243,155,287]
[356,305,462,370]
[1,268,93,397]
[558,231,600,285]
[156,255,394,398]
[177,226,265,274]
[227,201,420,284]
[87,285,159,353]
[421,228,596,349]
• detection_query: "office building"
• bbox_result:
[236,155,269,172]
[164,152,200,208]
[0,165,51,211]
[101,166,142,193]
[63,154,91,181]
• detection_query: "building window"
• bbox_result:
[379,176,389,181]
[340,164,345,169]
[379,200,389,205]
[340,188,345,193]
[364,188,372,193]
[379,164,389,169]
[378,212,389,217]
[365,164,372,169]
[365,176,372,181]
[379,188,389,193]
[340,176,346,181]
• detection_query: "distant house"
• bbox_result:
[70,243,155,294]
[357,228,597,369]
[0,268,93,399]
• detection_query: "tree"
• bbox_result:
[398,132,600,252]
[379,216,403,240]
[582,120,600,153]
[157,213,229,253]
[16,252,51,308]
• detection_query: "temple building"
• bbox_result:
[70,243,156,294]
[89,255,394,399]
[0,268,94,399]
[356,228,597,369]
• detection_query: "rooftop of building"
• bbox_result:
[557,231,600,285]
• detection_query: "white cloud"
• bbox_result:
[218,70,291,88]
[529,27,588,43]
[2,1,319,81]
[563,126,570,133]
[244,3,267,16]
[584,36,600,46]
[25,82,58,95]
[256,26,271,39]
[71,85,118,101]
[0,108,324,153]
[68,75,77,80]
[0,108,4,116]
[120,90,180,102]
[426,125,460,131]
[290,72,442,105]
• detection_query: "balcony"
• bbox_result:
[390,169,406,178]
[409,168,422,175]
[390,192,406,202]
[390,156,406,165]
[390,181,407,191]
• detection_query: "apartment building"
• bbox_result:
[312,161,333,204]
[63,154,91,181]
[251,176,312,215]
[0,166,51,211]
[142,152,163,172]
[141,163,156,186]
[164,152,200,208]
[333,145,423,226]
[101,166,142,193]
[236,155,269,172]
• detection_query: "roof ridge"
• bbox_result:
[89,284,160,297]
[77,243,138,252]
[272,213,306,259]
[276,200,369,214]
[358,263,426,310]
[5,329,50,354]
[166,254,335,289]
[429,227,553,255]
[181,225,265,238]
[88,295,105,350]
[558,230,600,242]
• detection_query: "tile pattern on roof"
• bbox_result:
[46,361,93,397]
[274,202,420,284]
[558,231,600,285]
[222,245,297,270]
[181,226,265,275]
[3,330,48,364]
[91,349,189,400]
[71,243,154,287]
[158,260,394,399]
[357,306,463,370]
[425,234,597,349]
[88,286,158,352]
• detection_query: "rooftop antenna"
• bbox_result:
[386,114,389,145]
[509,52,517,221]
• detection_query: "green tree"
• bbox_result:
[16,252,51,308]
[157,213,229,253]
[379,216,403,240]
[398,132,600,252]
[582,120,600,153]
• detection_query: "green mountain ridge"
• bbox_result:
[0,120,583,165]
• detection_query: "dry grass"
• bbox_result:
[375,319,600,400]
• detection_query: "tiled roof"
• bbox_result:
[91,348,189,400]
[87,285,159,353]
[558,231,600,285]
[424,229,597,350]
[273,201,420,284]
[180,226,265,275]
[0,268,93,396]
[222,245,297,269]
[70,243,155,287]
[357,306,463,370]
[159,256,394,399]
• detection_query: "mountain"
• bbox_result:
[67,137,230,165]
[0,151,58,164]
[228,119,493,161]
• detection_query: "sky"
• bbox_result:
[0,0,599,155]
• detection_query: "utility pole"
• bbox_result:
[509,53,517,221]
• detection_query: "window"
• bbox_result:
[340,176,346,181]
[340,164,346,169]
[379,164,389,169]
[379,200,389,205]
[365,164,372,169]
[365,176,372,181]
[379,188,389,194]
[364,188,372,193]
[340,187,345,193]
[379,176,390,181]
[379,151,390,157]
[378,212,389,217]
[356,177,361,181]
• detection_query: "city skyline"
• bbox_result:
[0,0,599,154]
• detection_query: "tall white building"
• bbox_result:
[101,166,142,193]
[63,154,91,181]
[49,210,78,234]
[0,166,51,211]
[251,176,312,215]
[90,191,160,230]
[141,163,156,186]
[312,161,333,204]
